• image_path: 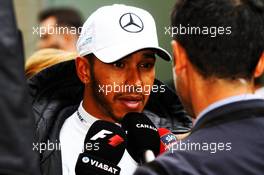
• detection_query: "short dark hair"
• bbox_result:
[84,54,95,68]
[38,7,83,29]
[171,0,264,80]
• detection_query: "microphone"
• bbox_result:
[158,128,178,154]
[121,112,160,164]
[75,120,127,175]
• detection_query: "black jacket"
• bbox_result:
[134,100,264,175]
[28,60,192,175]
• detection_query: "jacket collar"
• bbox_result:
[191,99,264,133]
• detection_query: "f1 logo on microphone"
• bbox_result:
[90,130,113,140]
[108,134,124,147]
[90,130,124,147]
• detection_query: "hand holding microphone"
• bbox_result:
[75,120,127,175]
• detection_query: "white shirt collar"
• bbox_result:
[194,93,263,126]
[76,101,98,129]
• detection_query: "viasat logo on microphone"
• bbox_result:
[136,123,157,131]
[82,156,119,174]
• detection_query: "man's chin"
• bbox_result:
[114,109,144,122]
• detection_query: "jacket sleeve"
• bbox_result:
[134,166,160,175]
[0,0,40,174]
[133,152,201,175]
[134,161,168,175]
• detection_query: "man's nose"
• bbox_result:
[125,69,143,87]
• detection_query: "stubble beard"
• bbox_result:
[90,70,122,123]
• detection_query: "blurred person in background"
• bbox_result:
[25,48,77,78]
[135,0,264,174]
[37,7,83,52]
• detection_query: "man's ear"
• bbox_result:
[75,56,91,84]
[254,52,264,78]
[171,40,188,75]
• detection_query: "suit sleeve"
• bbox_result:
[134,166,160,175]
[133,152,202,175]
[134,161,167,175]
[0,0,40,174]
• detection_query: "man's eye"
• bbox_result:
[139,63,154,68]
[113,62,125,68]
[41,34,48,39]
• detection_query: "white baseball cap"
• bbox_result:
[76,4,171,63]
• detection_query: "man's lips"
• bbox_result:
[116,95,144,109]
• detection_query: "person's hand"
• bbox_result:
[175,132,190,140]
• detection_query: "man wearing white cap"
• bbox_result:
[29,4,191,175]
[61,4,171,175]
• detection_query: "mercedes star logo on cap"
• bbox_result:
[119,13,144,33]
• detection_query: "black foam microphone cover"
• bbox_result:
[121,112,160,162]
[84,120,127,164]
[75,120,127,175]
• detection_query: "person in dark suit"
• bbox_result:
[134,0,264,174]
[0,0,40,174]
